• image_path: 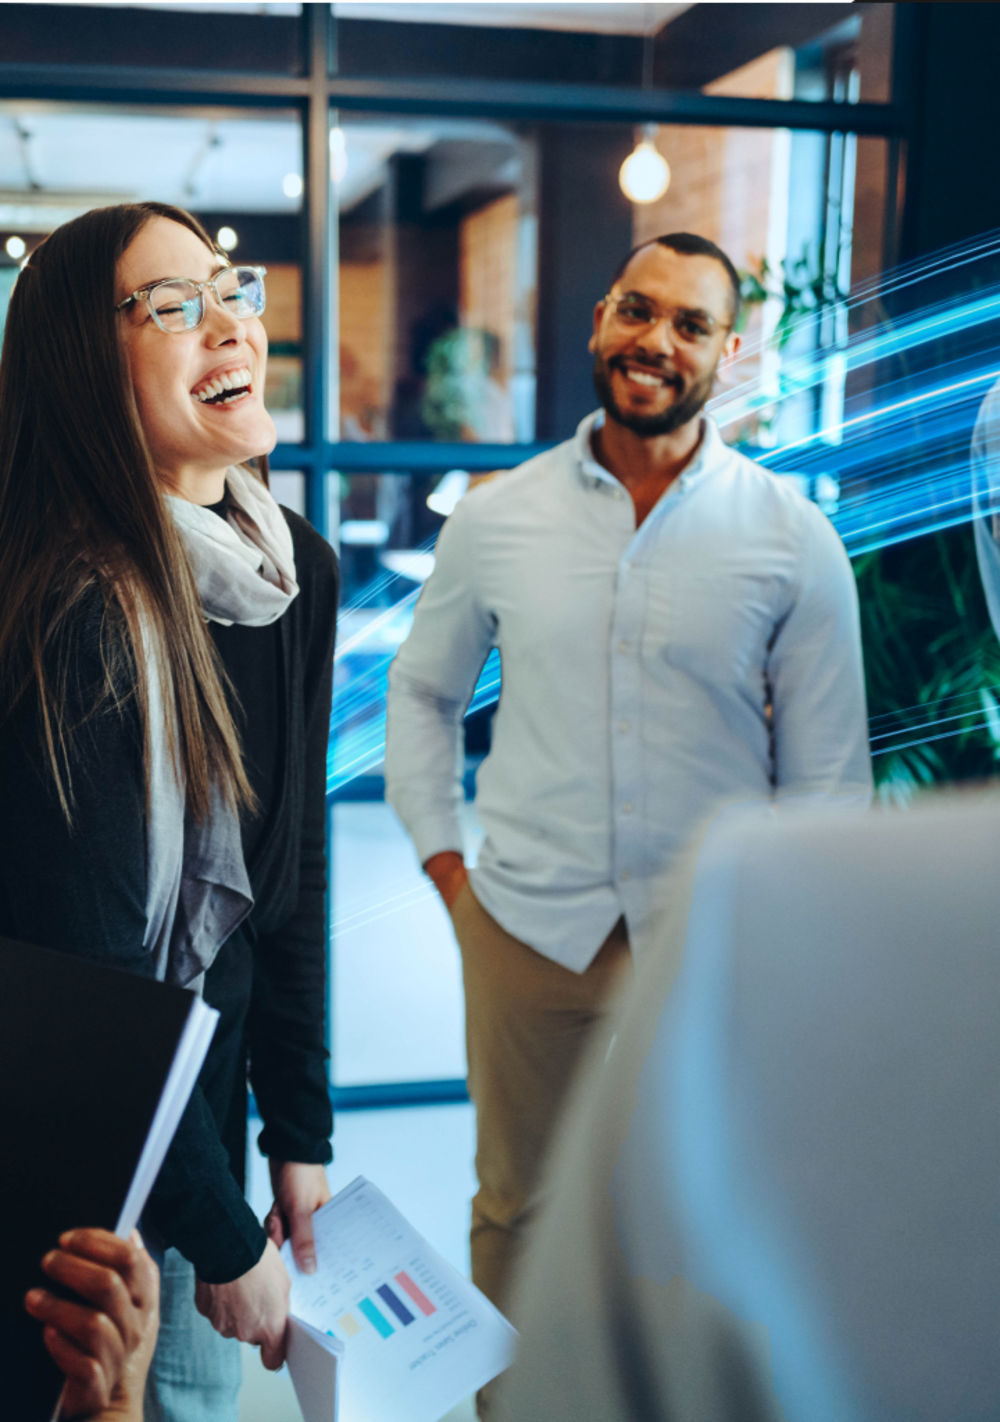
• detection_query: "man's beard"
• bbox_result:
[592,352,716,437]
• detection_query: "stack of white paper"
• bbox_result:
[282,1177,518,1422]
[286,1316,343,1422]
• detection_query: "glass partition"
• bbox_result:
[629,124,891,452]
[328,115,894,1089]
[336,113,538,444]
[0,103,304,435]
[270,469,306,518]
[331,800,472,1087]
[0,5,905,1100]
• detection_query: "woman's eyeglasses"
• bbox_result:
[604,291,728,346]
[116,266,267,333]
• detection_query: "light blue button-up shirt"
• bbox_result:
[386,411,872,971]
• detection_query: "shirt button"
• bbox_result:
[617,640,629,653]
[621,802,633,815]
[618,719,630,733]
[620,869,632,882]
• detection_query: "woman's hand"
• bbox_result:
[194,1239,289,1370]
[264,1160,332,1276]
[23,1228,159,1421]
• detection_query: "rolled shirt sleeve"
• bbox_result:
[385,498,497,864]
[768,503,873,804]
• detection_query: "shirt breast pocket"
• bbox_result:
[655,571,778,686]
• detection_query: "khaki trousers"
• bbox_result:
[451,883,632,1316]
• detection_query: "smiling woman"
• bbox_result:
[0,203,338,1422]
[115,216,276,505]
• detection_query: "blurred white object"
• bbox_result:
[500,793,1000,1422]
[340,519,389,546]
[380,550,436,584]
[427,470,470,517]
[285,1316,342,1422]
[814,473,841,514]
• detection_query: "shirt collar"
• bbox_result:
[573,408,727,495]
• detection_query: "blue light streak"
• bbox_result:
[328,239,1000,794]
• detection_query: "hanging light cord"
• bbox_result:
[642,12,655,94]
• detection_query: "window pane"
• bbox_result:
[336,115,538,443]
[333,3,894,103]
[333,116,889,455]
[630,124,892,451]
[331,802,471,1087]
[328,117,891,1085]
[0,104,304,440]
[329,482,491,1087]
[270,469,306,517]
[0,2,305,75]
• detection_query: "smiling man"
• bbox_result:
[385,233,872,1402]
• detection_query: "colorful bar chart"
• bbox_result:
[284,1177,519,1422]
[358,1296,394,1339]
[352,1277,431,1340]
[395,1270,437,1318]
[377,1283,415,1326]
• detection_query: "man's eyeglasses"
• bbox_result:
[116,266,267,333]
[603,291,729,346]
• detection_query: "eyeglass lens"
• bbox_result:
[613,295,715,343]
[149,268,265,332]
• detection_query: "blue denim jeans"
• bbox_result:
[145,1248,242,1422]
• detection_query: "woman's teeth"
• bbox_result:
[192,366,253,404]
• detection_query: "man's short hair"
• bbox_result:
[610,233,742,328]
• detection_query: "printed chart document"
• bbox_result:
[286,1316,343,1422]
[283,1177,518,1422]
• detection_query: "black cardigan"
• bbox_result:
[0,509,337,1282]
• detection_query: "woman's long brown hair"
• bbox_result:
[0,201,257,822]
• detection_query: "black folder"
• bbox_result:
[0,934,218,1419]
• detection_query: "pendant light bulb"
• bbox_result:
[619,128,670,205]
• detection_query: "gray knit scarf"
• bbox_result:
[143,467,299,992]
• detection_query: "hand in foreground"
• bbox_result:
[424,850,468,910]
[23,1228,159,1421]
[194,1238,289,1370]
[265,1160,332,1276]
